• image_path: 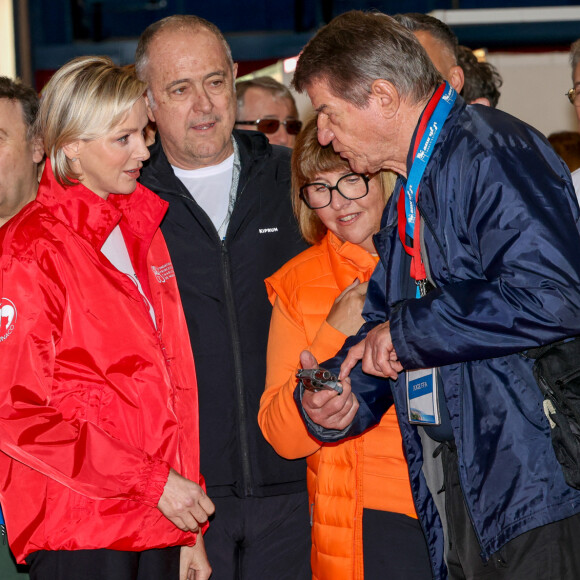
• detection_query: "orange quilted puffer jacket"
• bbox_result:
[259,231,417,580]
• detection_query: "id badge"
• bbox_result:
[406,368,441,425]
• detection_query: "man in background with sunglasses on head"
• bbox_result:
[235,76,302,148]
[135,14,310,580]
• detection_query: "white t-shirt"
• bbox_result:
[101,225,156,327]
[172,154,235,237]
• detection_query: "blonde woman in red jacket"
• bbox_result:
[258,116,431,580]
[0,57,214,580]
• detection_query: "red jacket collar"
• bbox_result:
[37,159,168,251]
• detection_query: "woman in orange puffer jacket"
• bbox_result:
[258,117,432,580]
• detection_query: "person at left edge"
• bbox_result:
[0,56,214,580]
[136,16,310,579]
[0,76,43,229]
[0,74,43,580]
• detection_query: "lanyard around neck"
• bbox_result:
[397,82,456,295]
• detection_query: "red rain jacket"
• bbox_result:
[0,162,202,562]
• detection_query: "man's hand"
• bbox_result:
[158,469,215,533]
[180,535,211,580]
[340,321,403,380]
[300,350,359,431]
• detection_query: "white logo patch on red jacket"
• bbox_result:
[151,263,176,284]
[0,298,17,342]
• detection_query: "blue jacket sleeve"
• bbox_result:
[392,145,580,369]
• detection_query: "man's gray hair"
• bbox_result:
[236,76,298,116]
[135,14,234,86]
[292,10,441,108]
[571,39,580,80]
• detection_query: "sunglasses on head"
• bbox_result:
[235,118,303,135]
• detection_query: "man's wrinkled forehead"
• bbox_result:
[0,98,27,138]
[305,75,361,114]
[150,26,232,71]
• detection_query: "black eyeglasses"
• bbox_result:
[567,87,580,106]
[300,173,370,210]
[235,118,303,135]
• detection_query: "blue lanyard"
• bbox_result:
[403,83,456,239]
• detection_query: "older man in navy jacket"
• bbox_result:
[292,11,580,580]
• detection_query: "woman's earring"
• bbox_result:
[71,157,78,162]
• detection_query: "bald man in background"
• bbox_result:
[394,12,464,93]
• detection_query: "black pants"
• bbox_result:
[441,442,580,580]
[203,492,311,580]
[363,509,432,580]
[26,546,180,580]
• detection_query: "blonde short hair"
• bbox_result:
[37,56,146,187]
[292,115,396,245]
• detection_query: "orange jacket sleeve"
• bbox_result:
[259,294,347,459]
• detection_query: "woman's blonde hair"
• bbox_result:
[36,56,147,187]
[292,115,396,245]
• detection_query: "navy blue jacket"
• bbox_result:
[304,97,580,579]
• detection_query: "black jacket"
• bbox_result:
[140,130,308,498]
